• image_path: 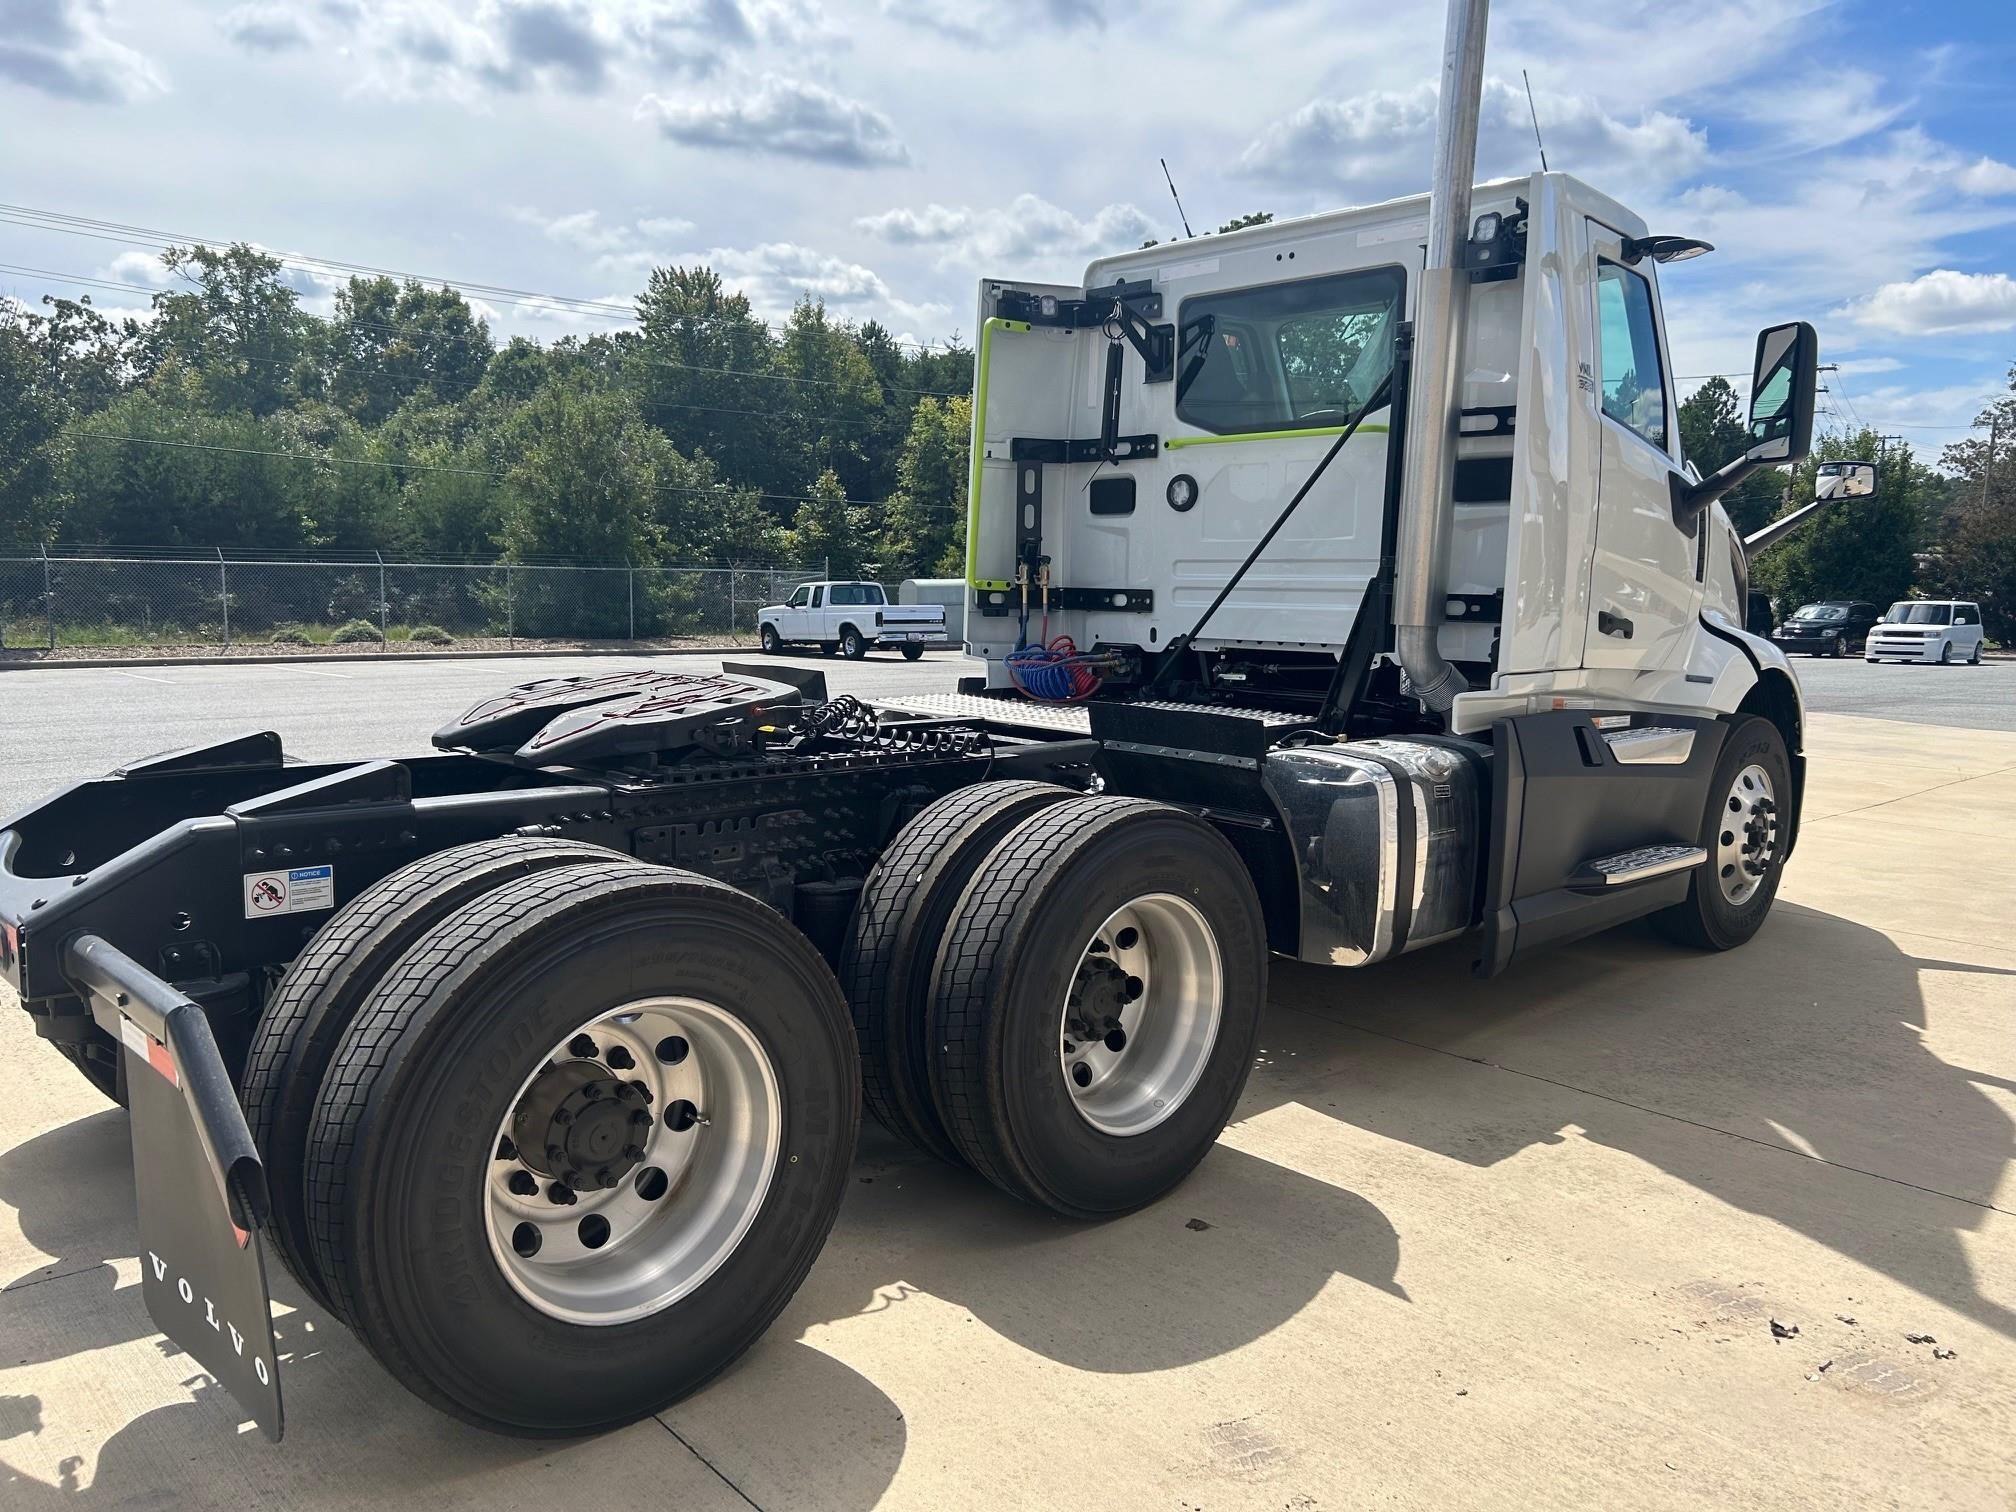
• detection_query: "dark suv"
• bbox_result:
[1771,600,1879,657]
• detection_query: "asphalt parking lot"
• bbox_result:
[2,655,2013,1509]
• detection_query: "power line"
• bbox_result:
[0,201,971,355]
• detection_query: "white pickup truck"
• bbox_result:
[757,581,950,660]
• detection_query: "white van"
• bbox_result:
[1864,600,1986,664]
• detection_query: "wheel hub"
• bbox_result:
[1715,764,1779,905]
[512,1061,654,1190]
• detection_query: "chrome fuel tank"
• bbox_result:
[1261,737,1490,966]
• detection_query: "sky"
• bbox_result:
[1,0,2012,462]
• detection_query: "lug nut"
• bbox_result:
[629,1079,653,1102]
[596,1168,619,1189]
[630,1109,652,1128]
[554,1108,574,1126]
[547,1143,567,1164]
[569,1034,599,1059]
[547,1182,577,1206]
[623,1144,644,1160]
[495,1135,517,1161]
[581,1082,604,1101]
[507,1169,538,1196]
[605,1045,635,1070]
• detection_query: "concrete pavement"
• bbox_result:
[2,711,2013,1509]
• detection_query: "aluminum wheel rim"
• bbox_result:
[483,997,780,1326]
[1058,893,1223,1137]
[1715,763,1779,906]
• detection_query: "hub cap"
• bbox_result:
[1058,894,1223,1137]
[484,997,779,1325]
[1715,763,1779,906]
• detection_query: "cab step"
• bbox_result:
[1573,843,1706,888]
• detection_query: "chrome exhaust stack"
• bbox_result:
[1393,0,1491,717]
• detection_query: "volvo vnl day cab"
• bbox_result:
[0,0,1866,1443]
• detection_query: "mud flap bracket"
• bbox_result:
[65,933,284,1441]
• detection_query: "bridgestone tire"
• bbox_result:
[300,861,857,1436]
[1652,715,1792,952]
[927,797,1266,1217]
[840,780,1076,1164]
[901,643,925,661]
[241,838,624,1314]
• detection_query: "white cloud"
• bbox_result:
[666,240,944,326]
[0,0,164,103]
[1729,67,1904,157]
[1847,270,2016,335]
[1239,78,1706,204]
[642,75,909,166]
[880,0,1116,43]
[1832,356,1904,376]
[856,194,1160,269]
[1956,156,2016,196]
[510,207,700,281]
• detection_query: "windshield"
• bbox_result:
[1791,604,1847,622]
[1885,602,1951,625]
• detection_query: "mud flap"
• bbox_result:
[66,934,284,1441]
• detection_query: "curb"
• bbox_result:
[0,643,758,673]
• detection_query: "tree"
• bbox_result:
[1929,369,2016,643]
[881,395,971,575]
[133,244,307,416]
[1676,376,1780,536]
[1749,427,1925,613]
[787,469,867,578]
[770,298,883,509]
[629,265,778,478]
[496,374,669,566]
[308,276,493,426]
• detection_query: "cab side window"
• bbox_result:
[810,587,824,608]
[786,586,809,608]
[1595,260,1669,451]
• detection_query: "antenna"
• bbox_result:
[1159,158,1195,240]
[1521,69,1549,172]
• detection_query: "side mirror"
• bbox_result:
[1815,460,1877,500]
[1745,321,1819,464]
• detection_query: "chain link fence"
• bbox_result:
[0,552,836,652]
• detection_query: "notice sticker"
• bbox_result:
[243,864,335,919]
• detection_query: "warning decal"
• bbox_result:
[243,864,335,920]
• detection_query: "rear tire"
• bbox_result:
[927,797,1266,1218]
[840,626,868,660]
[301,860,858,1436]
[840,780,1076,1164]
[1652,715,1791,952]
[901,643,925,662]
[1970,642,1983,665]
[241,837,621,1313]
[54,1036,123,1105]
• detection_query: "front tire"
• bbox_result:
[1939,640,1954,665]
[759,623,782,654]
[1652,715,1791,952]
[927,797,1266,1218]
[301,860,858,1436]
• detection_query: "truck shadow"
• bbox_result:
[1263,900,2016,1341]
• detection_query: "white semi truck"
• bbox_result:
[0,0,1867,1444]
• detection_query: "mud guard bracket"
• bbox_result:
[65,933,284,1441]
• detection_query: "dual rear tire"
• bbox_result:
[845,788,1268,1218]
[243,842,858,1436]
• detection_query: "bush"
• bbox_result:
[269,627,313,645]
[407,624,454,645]
[331,618,384,644]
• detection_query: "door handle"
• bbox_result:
[1598,608,1634,639]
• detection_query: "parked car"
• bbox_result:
[1770,600,1880,657]
[757,580,950,660]
[1864,600,1986,664]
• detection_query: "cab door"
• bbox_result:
[1583,224,1699,675]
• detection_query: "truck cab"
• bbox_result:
[965,171,1806,743]
[757,580,949,660]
